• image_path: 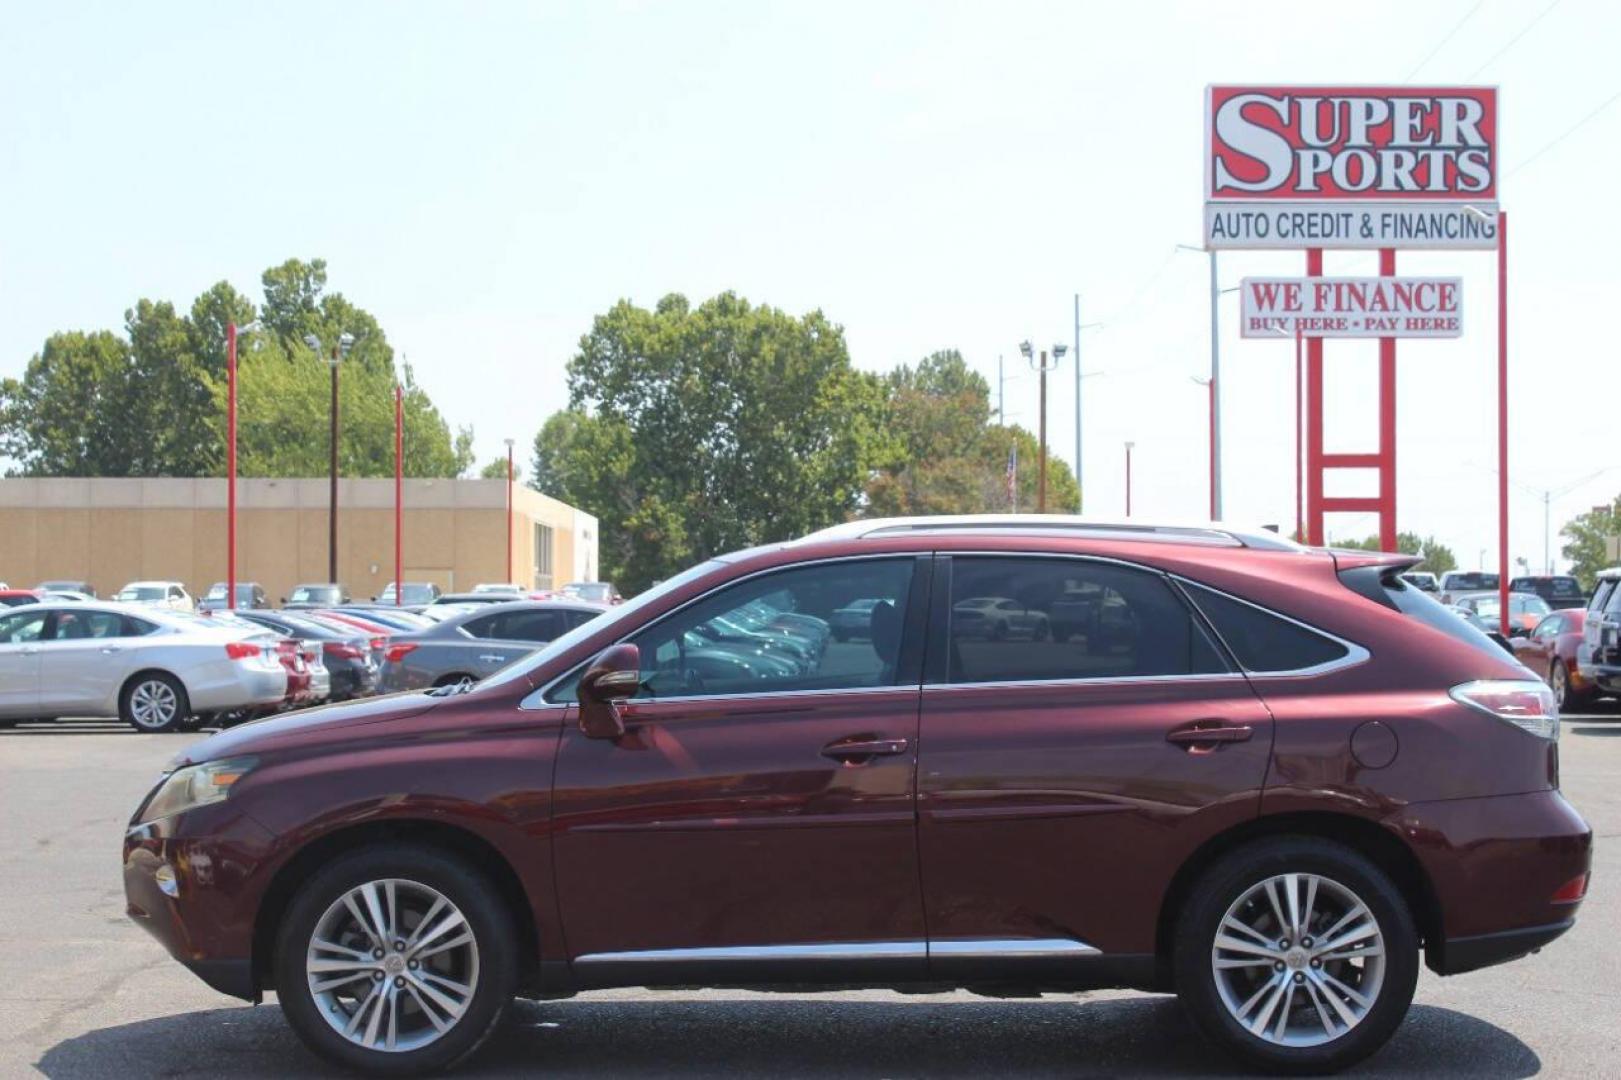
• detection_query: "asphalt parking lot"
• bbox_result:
[3,712,1617,1079]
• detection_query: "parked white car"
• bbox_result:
[114,580,195,612]
[0,602,286,732]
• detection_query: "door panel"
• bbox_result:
[916,554,1273,964]
[918,677,1272,959]
[549,554,931,978]
[40,609,136,713]
[0,609,50,717]
[552,687,925,970]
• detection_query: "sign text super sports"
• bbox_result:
[1206,86,1497,200]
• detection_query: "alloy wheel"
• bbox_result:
[129,680,179,730]
[306,878,480,1053]
[1210,872,1386,1047]
[1552,664,1570,710]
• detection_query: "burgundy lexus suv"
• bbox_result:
[124,518,1592,1075]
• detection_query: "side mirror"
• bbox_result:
[578,643,640,739]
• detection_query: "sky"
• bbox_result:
[3,0,1619,572]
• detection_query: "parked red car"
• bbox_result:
[0,588,43,607]
[124,518,1591,1075]
[1512,607,1595,711]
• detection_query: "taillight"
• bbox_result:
[1552,873,1589,904]
[371,636,388,652]
[384,643,418,663]
[225,641,261,660]
[324,642,365,660]
[1449,679,1559,740]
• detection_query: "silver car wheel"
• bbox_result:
[1211,872,1386,1047]
[128,679,179,730]
[306,878,480,1053]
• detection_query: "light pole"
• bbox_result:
[1019,339,1068,513]
[225,320,261,610]
[1177,244,1224,519]
[305,331,355,584]
[1190,376,1215,520]
[1124,441,1135,517]
[394,380,403,605]
[504,437,515,584]
[1072,295,1102,513]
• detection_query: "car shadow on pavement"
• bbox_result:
[35,996,1540,1078]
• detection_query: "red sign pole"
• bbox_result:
[1379,248,1398,552]
[1305,248,1325,546]
[1498,212,1510,636]
[394,383,403,606]
[226,322,238,610]
[1294,324,1303,544]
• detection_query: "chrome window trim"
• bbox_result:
[1170,574,1371,679]
[921,671,1248,694]
[521,552,928,711]
[573,937,1099,965]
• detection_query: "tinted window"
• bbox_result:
[1590,580,1615,614]
[620,558,913,699]
[472,609,572,642]
[1442,572,1498,592]
[1183,582,1350,673]
[49,610,128,639]
[946,558,1226,685]
[0,610,49,643]
[1381,576,1509,660]
[123,616,159,636]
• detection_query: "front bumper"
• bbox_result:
[1386,789,1592,976]
[123,806,278,1002]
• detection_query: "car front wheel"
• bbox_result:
[275,845,517,1075]
[1174,837,1418,1074]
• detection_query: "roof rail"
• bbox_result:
[801,516,1304,551]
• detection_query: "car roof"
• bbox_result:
[122,580,183,587]
[1593,567,1621,581]
[797,515,1302,551]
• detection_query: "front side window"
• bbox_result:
[1182,582,1351,673]
[946,557,1227,685]
[0,610,49,644]
[557,558,915,701]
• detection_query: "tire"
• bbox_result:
[1552,662,1590,712]
[1174,837,1418,1075]
[119,673,190,734]
[274,844,517,1076]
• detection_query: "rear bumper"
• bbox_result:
[1386,789,1591,976]
[1578,660,1621,694]
[189,667,287,711]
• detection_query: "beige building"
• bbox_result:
[0,477,598,602]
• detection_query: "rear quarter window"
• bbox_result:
[1182,583,1351,673]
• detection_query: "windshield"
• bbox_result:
[1443,572,1499,591]
[117,586,166,601]
[480,559,724,693]
[289,586,337,604]
[564,582,613,603]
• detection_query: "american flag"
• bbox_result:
[1005,445,1018,511]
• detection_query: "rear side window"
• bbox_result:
[1182,583,1350,673]
[946,558,1227,684]
[1380,576,1509,660]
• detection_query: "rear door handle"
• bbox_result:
[478,654,509,664]
[821,736,909,762]
[1166,723,1253,747]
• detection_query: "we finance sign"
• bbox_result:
[1239,276,1463,339]
[1204,87,1499,250]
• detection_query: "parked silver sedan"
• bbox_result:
[0,602,287,733]
[376,599,606,692]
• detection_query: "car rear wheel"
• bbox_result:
[1552,662,1589,711]
[119,673,190,734]
[1174,837,1418,1074]
[274,845,517,1075]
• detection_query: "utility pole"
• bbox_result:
[1207,250,1223,520]
[1073,294,1081,512]
[1038,350,1048,512]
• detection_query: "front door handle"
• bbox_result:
[821,735,909,762]
[100,646,122,654]
[1166,722,1253,749]
[478,653,509,664]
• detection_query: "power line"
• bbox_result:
[1507,85,1621,177]
[1403,0,1486,81]
[1466,0,1563,78]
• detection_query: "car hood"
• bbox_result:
[172,692,439,766]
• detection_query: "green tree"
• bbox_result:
[1,260,472,480]
[1330,530,1455,573]
[532,292,891,592]
[479,456,522,481]
[863,349,1078,516]
[1561,497,1621,590]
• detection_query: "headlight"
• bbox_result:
[135,757,258,824]
[1450,679,1560,740]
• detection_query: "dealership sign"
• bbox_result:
[1239,276,1463,338]
[1205,86,1499,249]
